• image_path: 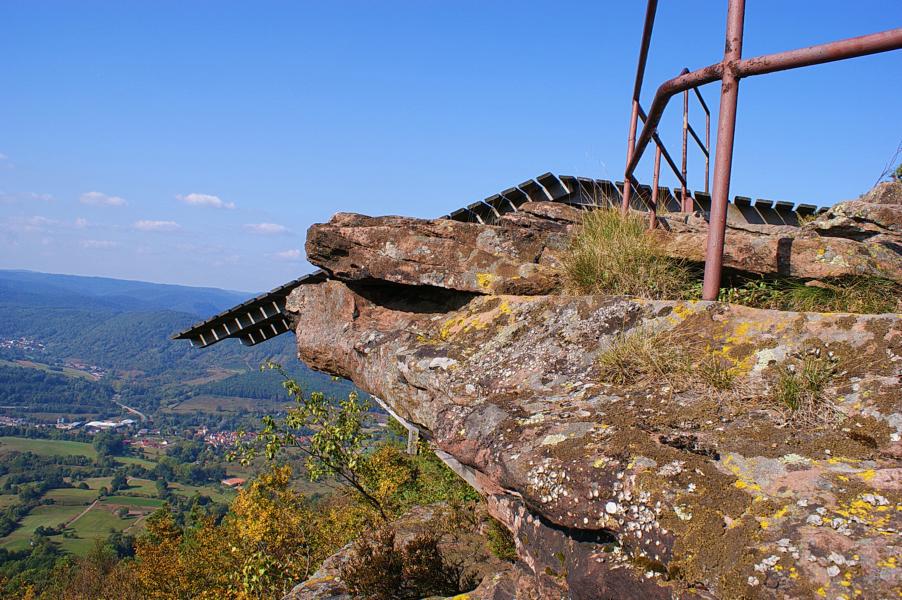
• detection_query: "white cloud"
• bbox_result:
[81,239,118,249]
[22,216,59,232]
[80,191,127,207]
[270,248,304,262]
[177,193,235,209]
[74,217,88,229]
[244,222,290,235]
[0,191,53,204]
[134,219,181,232]
[272,249,302,261]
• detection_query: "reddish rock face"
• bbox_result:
[306,197,902,295]
[288,184,902,599]
[305,210,569,296]
[804,181,902,244]
[285,278,901,599]
[658,213,902,281]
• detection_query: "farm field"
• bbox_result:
[0,504,85,552]
[165,394,290,414]
[0,495,20,509]
[59,505,138,555]
[82,476,113,490]
[44,487,96,505]
[169,482,235,504]
[99,495,165,508]
[0,359,97,381]
[119,477,157,496]
[117,455,156,468]
[0,436,97,459]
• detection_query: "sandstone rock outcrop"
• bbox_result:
[659,212,902,281]
[304,206,572,296]
[803,181,902,246]
[307,188,902,294]
[288,184,902,599]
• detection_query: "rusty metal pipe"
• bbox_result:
[624,26,902,183]
[704,107,710,194]
[650,144,662,229]
[637,105,687,187]
[622,0,659,213]
[701,0,746,301]
[681,86,689,211]
[692,86,710,115]
[623,101,641,212]
[687,123,708,155]
[737,27,902,78]
[624,63,724,178]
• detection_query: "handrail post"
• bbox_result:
[681,88,689,211]
[704,108,711,195]
[650,144,662,229]
[702,0,746,301]
[622,0,659,214]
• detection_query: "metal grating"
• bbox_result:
[172,271,326,348]
[175,172,824,348]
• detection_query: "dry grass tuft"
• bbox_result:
[697,354,737,391]
[564,209,694,299]
[596,327,688,386]
[770,354,840,428]
[597,328,743,393]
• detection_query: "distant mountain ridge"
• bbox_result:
[0,269,252,315]
[0,269,294,378]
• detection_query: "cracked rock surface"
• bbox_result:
[287,183,902,599]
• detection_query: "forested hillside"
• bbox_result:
[0,366,115,418]
[0,270,296,380]
[0,269,356,421]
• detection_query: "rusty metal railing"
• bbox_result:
[621,0,902,299]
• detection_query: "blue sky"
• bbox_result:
[1,1,899,292]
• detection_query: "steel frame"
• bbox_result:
[621,1,902,299]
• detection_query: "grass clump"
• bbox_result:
[715,276,900,314]
[597,328,743,392]
[771,354,838,427]
[697,354,736,391]
[563,208,899,314]
[564,209,693,299]
[596,328,687,386]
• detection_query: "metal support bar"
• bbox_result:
[637,106,688,188]
[681,85,689,211]
[687,123,708,156]
[406,428,420,455]
[621,2,902,300]
[622,0,659,213]
[625,27,902,184]
[650,145,662,229]
[702,0,745,300]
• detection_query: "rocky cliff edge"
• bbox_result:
[287,183,902,599]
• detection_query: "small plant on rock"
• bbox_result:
[564,208,694,299]
[697,353,736,391]
[341,527,471,599]
[485,517,517,562]
[771,353,839,427]
[713,275,900,314]
[596,327,687,386]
